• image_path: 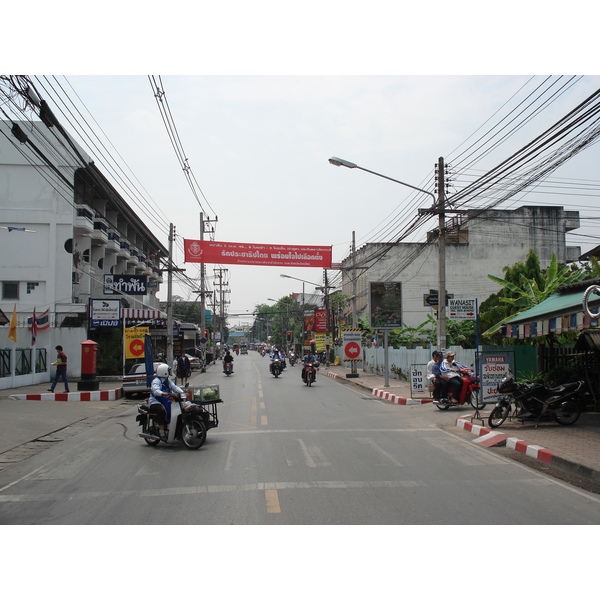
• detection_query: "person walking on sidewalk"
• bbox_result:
[48,345,69,393]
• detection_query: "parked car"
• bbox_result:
[123,361,169,398]
[186,353,204,370]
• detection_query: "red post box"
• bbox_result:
[77,339,100,391]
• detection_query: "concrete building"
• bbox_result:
[0,120,167,387]
[340,205,581,329]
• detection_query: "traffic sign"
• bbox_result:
[342,329,362,362]
[124,327,149,359]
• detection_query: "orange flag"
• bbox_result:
[8,304,17,342]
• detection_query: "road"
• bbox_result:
[1,351,599,525]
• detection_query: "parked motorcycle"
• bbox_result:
[223,361,234,376]
[302,361,317,386]
[488,373,584,429]
[434,367,484,410]
[270,357,283,378]
[137,393,213,450]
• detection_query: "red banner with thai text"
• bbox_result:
[184,239,332,268]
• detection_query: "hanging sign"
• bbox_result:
[184,239,332,268]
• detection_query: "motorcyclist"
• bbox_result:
[149,364,184,439]
[439,351,466,403]
[223,350,234,372]
[427,351,446,401]
[301,352,317,382]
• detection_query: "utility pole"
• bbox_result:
[437,157,447,353]
[166,223,174,366]
[350,230,358,377]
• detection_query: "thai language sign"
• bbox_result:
[183,239,332,268]
[481,354,512,403]
[104,275,147,296]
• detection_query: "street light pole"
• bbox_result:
[329,156,446,353]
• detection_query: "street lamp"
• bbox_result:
[329,156,447,355]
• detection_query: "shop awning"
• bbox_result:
[122,308,167,320]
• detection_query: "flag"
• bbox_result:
[35,309,50,330]
[31,307,37,346]
[8,304,17,342]
[373,330,378,347]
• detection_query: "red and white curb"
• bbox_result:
[372,388,433,406]
[12,389,124,402]
[456,417,556,464]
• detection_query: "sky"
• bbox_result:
[7,3,600,329]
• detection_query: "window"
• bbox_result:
[2,281,19,300]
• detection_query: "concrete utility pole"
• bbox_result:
[437,157,447,353]
[166,223,174,366]
[350,230,358,377]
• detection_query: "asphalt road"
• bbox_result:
[1,352,599,525]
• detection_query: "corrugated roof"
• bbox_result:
[507,290,600,325]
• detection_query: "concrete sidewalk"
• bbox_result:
[323,363,600,489]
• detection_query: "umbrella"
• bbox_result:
[144,334,154,388]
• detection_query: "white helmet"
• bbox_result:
[156,364,170,378]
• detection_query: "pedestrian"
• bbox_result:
[48,345,69,393]
[176,351,191,388]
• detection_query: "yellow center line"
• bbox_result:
[265,489,281,513]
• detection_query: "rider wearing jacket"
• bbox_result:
[149,364,184,437]
[439,351,466,403]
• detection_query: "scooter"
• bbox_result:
[137,393,213,450]
[289,351,297,366]
[488,373,584,428]
[302,361,317,386]
[434,367,484,410]
[223,361,234,376]
[270,357,283,377]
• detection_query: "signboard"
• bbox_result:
[124,327,149,359]
[342,329,362,361]
[369,282,402,329]
[104,275,148,296]
[315,309,328,333]
[480,354,513,403]
[410,364,427,396]
[423,292,454,307]
[314,333,327,352]
[183,239,332,268]
[448,298,477,320]
[90,298,121,327]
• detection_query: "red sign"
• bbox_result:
[314,309,328,333]
[129,339,144,357]
[184,239,332,268]
[344,341,361,360]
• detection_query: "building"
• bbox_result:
[340,205,581,330]
[0,120,167,387]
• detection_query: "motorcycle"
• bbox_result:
[136,392,218,450]
[270,357,283,378]
[289,352,297,366]
[434,367,484,411]
[302,361,317,386]
[488,373,584,429]
[223,361,234,376]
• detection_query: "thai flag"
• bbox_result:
[373,331,378,347]
[35,309,50,330]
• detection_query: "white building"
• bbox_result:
[0,120,167,388]
[340,205,581,329]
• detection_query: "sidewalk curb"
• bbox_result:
[10,389,124,402]
[372,388,433,406]
[456,416,557,463]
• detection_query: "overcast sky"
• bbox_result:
[8,2,600,326]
